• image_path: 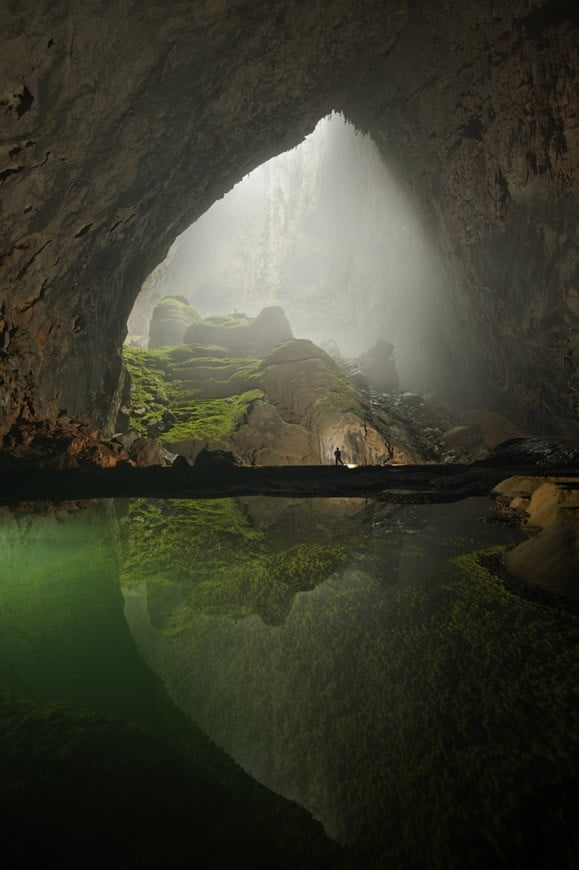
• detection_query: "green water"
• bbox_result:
[0,497,577,868]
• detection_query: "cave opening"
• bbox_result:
[127,113,447,396]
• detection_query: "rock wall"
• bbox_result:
[1,1,578,440]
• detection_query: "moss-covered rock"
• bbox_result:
[123,333,416,466]
[123,345,264,460]
[148,296,201,348]
[184,305,292,355]
[257,339,393,464]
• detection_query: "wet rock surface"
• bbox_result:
[492,470,579,603]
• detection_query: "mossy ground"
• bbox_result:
[123,346,263,445]
[161,389,263,446]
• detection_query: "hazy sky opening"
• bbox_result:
[128,113,446,391]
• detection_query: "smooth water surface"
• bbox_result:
[1,496,577,868]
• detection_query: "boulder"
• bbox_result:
[493,475,548,500]
[493,476,579,528]
[525,480,579,529]
[233,401,314,465]
[442,424,484,454]
[172,454,192,472]
[193,448,242,471]
[455,409,524,449]
[506,519,579,601]
[129,437,165,467]
[477,437,579,467]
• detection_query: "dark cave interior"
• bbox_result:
[0,2,578,869]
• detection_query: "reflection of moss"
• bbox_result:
[122,499,354,625]
[0,507,342,867]
[148,533,579,868]
[0,679,338,868]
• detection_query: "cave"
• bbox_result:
[1,0,578,441]
[1,2,578,868]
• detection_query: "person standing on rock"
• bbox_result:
[334,446,344,466]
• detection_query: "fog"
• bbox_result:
[128,113,448,391]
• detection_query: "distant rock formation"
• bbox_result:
[149,297,201,348]
[356,339,399,393]
[184,306,293,356]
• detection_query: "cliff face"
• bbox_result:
[1,1,578,439]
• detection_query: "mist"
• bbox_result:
[128,113,448,392]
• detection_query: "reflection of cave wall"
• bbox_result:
[1,1,578,438]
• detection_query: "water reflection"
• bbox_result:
[121,495,579,867]
[0,497,577,868]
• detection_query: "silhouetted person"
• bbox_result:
[334,447,344,466]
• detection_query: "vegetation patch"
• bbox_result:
[160,390,263,448]
[155,296,201,323]
[203,313,253,327]
[122,346,263,441]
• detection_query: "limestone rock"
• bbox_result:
[492,476,548,500]
[442,424,484,456]
[171,455,191,471]
[149,297,200,348]
[259,339,394,464]
[493,475,579,528]
[525,481,579,530]
[184,306,292,356]
[129,438,165,467]
[478,438,579,468]
[506,520,579,601]
[233,401,314,465]
[455,409,524,450]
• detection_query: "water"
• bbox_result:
[1,496,577,868]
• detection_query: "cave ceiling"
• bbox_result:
[0,0,578,439]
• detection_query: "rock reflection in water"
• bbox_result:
[122,495,579,868]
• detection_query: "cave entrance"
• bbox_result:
[126,113,446,394]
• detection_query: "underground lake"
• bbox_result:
[1,494,577,868]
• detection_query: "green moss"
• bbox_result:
[204,313,252,327]
[121,498,355,625]
[155,296,201,322]
[160,389,263,446]
[122,347,263,439]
